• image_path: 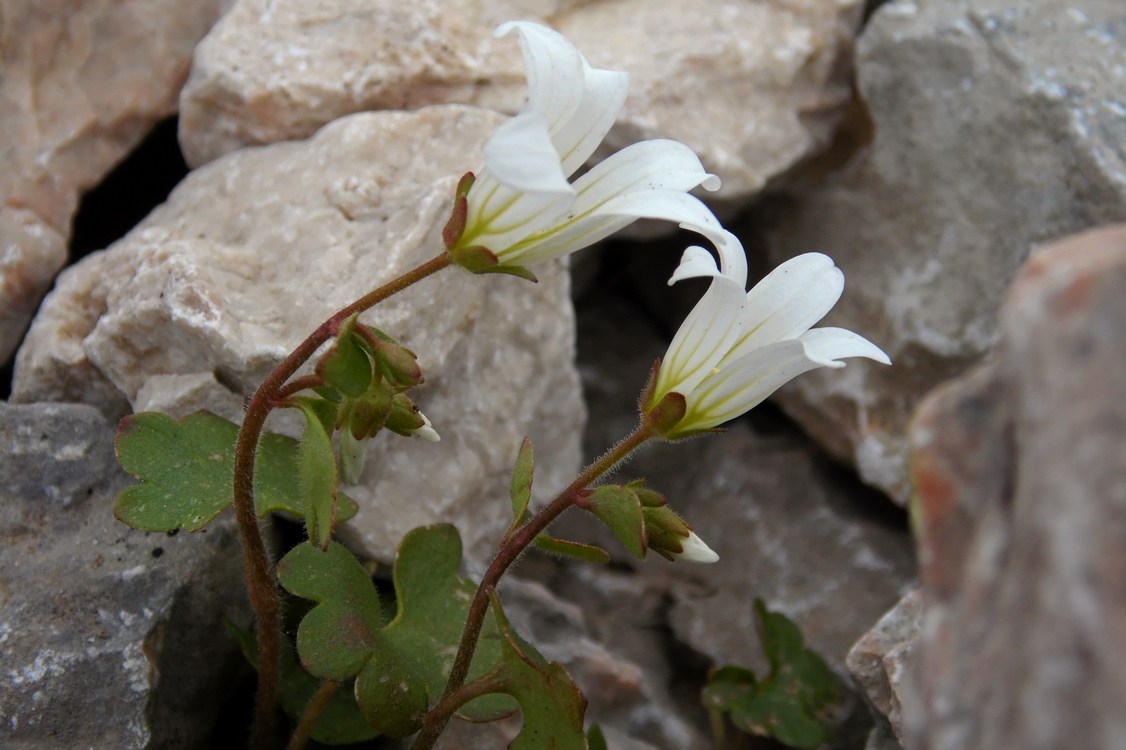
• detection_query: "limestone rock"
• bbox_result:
[0,0,227,362]
[847,588,921,746]
[756,0,1126,503]
[12,105,584,569]
[179,0,865,202]
[0,402,247,749]
[903,225,1126,749]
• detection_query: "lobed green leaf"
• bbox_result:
[702,600,841,750]
[114,411,356,533]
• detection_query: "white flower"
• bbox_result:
[647,240,891,439]
[445,21,725,273]
[674,531,720,564]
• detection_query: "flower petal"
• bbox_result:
[482,112,573,195]
[675,531,719,563]
[720,253,844,364]
[678,327,889,433]
[800,327,892,366]
[668,246,721,285]
[669,230,747,288]
[508,187,726,266]
[653,272,747,401]
[497,22,585,140]
[554,61,630,177]
[677,339,827,433]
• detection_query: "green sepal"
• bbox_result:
[315,314,374,399]
[442,171,475,249]
[276,526,515,739]
[507,437,535,532]
[291,396,338,437]
[294,400,340,550]
[643,390,687,436]
[113,411,355,533]
[626,480,667,508]
[386,393,425,435]
[448,242,538,283]
[701,600,841,749]
[345,385,393,440]
[356,325,423,388]
[532,535,610,564]
[587,724,609,750]
[314,385,343,403]
[225,619,378,745]
[640,505,692,561]
[586,485,647,559]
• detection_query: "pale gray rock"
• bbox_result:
[756,0,1126,503]
[903,225,1126,750]
[12,104,584,570]
[847,588,921,746]
[179,0,865,202]
[0,402,247,749]
[0,0,228,363]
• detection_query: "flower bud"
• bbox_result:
[642,505,718,563]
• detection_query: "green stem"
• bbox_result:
[285,680,339,750]
[234,252,451,750]
[410,421,656,750]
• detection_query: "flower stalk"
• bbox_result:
[410,420,658,750]
[233,252,451,750]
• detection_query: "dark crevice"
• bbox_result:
[1,115,188,401]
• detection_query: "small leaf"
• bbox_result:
[476,590,587,750]
[278,542,384,678]
[316,314,374,398]
[114,411,357,533]
[277,526,515,739]
[533,535,610,564]
[586,485,646,559]
[295,401,340,549]
[702,601,841,750]
[115,409,355,531]
[587,724,609,750]
[115,412,239,531]
[509,437,534,528]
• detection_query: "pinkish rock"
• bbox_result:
[0,0,227,362]
[903,225,1126,750]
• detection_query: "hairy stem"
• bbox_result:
[285,680,340,750]
[234,252,451,749]
[410,422,655,750]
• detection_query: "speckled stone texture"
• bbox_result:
[0,402,247,749]
[904,225,1126,750]
[757,0,1126,503]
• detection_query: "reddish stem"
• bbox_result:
[234,252,451,750]
[410,422,655,750]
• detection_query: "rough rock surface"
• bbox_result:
[11,104,584,570]
[903,225,1126,749]
[0,402,246,749]
[847,588,921,747]
[178,0,864,201]
[0,0,227,363]
[756,0,1126,503]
